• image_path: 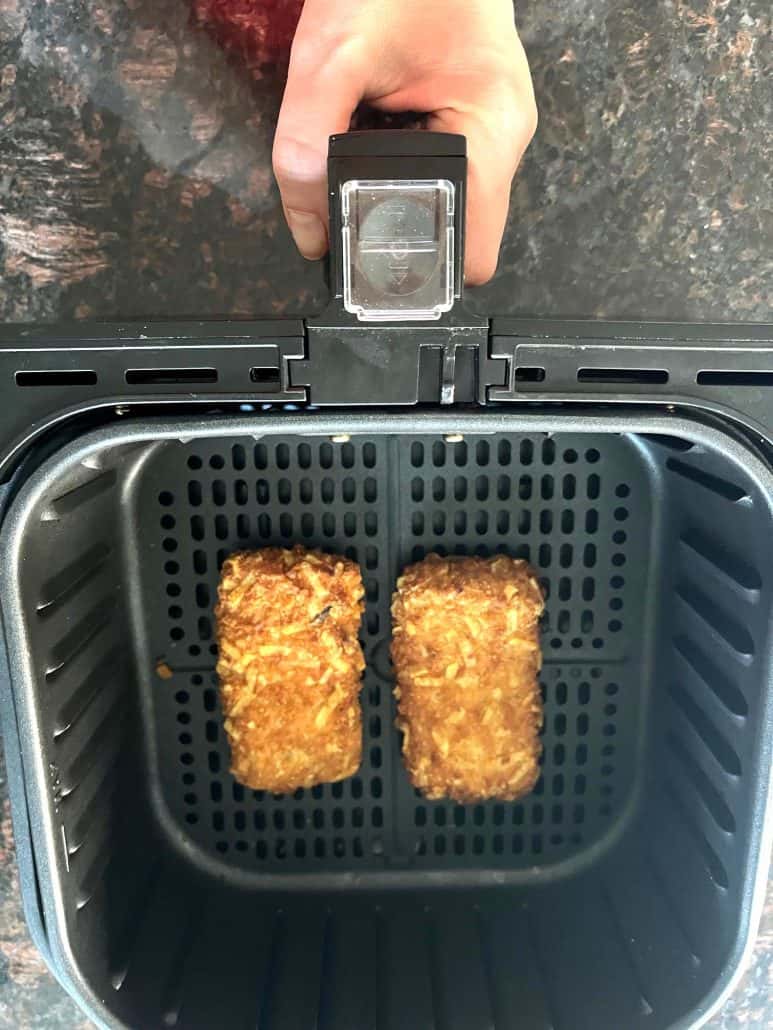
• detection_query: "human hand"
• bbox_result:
[272,0,537,284]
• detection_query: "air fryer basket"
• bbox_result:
[2,411,772,1030]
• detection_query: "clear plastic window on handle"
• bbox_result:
[341,179,455,322]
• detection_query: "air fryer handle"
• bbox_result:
[326,131,468,323]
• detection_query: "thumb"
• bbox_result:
[273,29,367,259]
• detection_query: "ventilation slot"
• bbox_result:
[664,783,729,889]
[126,368,217,385]
[669,683,741,777]
[666,733,736,833]
[645,845,704,965]
[681,529,762,592]
[68,766,120,853]
[45,598,116,681]
[677,580,754,657]
[514,367,546,383]
[249,367,281,391]
[666,459,748,502]
[37,542,112,614]
[16,370,98,387]
[45,470,117,520]
[599,887,656,1018]
[673,635,747,717]
[59,699,126,797]
[54,648,125,737]
[108,862,162,990]
[577,368,668,384]
[640,434,694,452]
[76,844,112,911]
[160,907,205,1026]
[697,370,773,386]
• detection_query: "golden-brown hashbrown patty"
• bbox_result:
[216,546,365,792]
[391,553,544,803]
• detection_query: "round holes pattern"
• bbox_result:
[400,436,641,660]
[152,438,391,869]
[158,494,184,645]
[143,433,646,873]
[172,665,386,864]
[408,665,625,862]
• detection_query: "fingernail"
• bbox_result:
[286,209,327,259]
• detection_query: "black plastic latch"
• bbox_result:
[293,321,504,405]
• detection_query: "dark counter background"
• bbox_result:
[0,0,771,1024]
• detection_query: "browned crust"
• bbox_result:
[215,546,365,792]
[391,554,544,803]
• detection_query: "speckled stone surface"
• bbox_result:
[0,0,770,323]
[0,0,771,1025]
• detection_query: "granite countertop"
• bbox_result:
[0,0,771,1025]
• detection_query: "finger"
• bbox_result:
[429,76,537,284]
[273,24,367,258]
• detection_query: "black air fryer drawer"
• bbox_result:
[1,411,772,1030]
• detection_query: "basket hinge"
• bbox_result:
[293,316,505,406]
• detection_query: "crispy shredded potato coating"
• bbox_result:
[216,546,365,792]
[391,554,544,803]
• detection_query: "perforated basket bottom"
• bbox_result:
[135,432,652,879]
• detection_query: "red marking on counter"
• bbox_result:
[190,0,303,72]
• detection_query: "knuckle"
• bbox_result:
[501,80,538,138]
[272,135,321,184]
[287,30,324,73]
[495,93,538,163]
[492,56,538,142]
[289,27,365,80]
